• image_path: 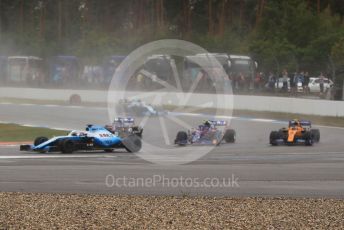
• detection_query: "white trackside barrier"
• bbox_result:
[0,87,343,117]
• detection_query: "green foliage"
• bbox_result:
[0,123,67,142]
[332,38,344,66]
[193,28,250,54]
[0,0,343,74]
[251,1,344,74]
[331,37,344,82]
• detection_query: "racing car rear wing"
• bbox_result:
[300,120,312,127]
[289,120,312,128]
[209,120,227,126]
[114,117,135,123]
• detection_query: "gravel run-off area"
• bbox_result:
[0,193,343,229]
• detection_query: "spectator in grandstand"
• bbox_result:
[319,72,325,94]
[281,69,288,92]
[293,72,301,85]
[267,71,276,92]
[293,72,299,86]
[260,72,266,89]
[289,71,295,92]
[254,72,263,90]
[303,71,310,93]
[291,71,300,93]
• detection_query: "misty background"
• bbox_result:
[0,0,344,99]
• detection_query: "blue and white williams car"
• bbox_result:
[20,124,142,153]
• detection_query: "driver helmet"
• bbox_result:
[70,131,78,136]
[203,120,211,128]
[290,119,300,127]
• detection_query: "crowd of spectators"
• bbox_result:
[246,69,330,96]
[0,55,334,98]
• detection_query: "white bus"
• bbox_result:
[184,53,257,91]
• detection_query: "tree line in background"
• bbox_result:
[1,0,344,79]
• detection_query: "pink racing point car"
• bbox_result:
[174,120,236,146]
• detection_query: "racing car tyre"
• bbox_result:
[34,136,48,146]
[224,129,236,143]
[122,135,142,153]
[304,131,314,146]
[269,131,280,146]
[175,131,188,145]
[310,129,320,142]
[60,139,76,153]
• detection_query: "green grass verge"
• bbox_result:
[0,123,68,142]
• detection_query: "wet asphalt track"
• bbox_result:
[0,103,344,197]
